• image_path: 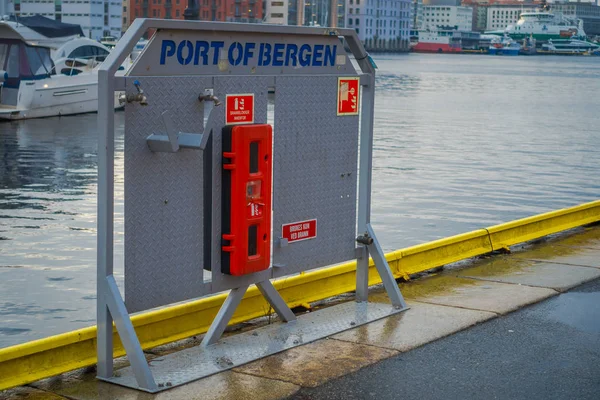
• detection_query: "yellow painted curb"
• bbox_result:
[0,199,599,390]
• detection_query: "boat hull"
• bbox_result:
[488,47,520,56]
[0,78,122,120]
[412,42,461,53]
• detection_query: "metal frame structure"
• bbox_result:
[97,18,406,393]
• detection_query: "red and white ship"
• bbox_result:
[412,30,462,53]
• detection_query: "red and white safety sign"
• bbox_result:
[281,219,317,243]
[226,94,254,124]
[337,77,359,116]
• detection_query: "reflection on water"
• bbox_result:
[1,54,600,347]
[0,114,125,347]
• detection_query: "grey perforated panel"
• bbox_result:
[124,74,359,310]
[272,76,359,276]
[124,76,212,312]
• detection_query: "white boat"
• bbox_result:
[0,16,121,120]
[486,10,586,42]
[0,15,82,50]
[541,38,600,54]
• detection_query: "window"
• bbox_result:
[271,1,284,5]
[25,46,50,76]
[348,18,352,25]
[271,13,284,18]
[355,18,359,25]
[176,9,180,17]
[5,44,20,78]
[68,45,109,61]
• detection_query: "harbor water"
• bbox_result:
[1,54,599,348]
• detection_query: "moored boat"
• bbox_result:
[540,38,600,55]
[488,36,521,56]
[413,30,462,53]
[0,16,121,120]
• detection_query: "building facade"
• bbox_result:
[353,0,412,52]
[411,0,423,29]
[485,4,537,31]
[265,0,344,26]
[421,5,473,30]
[551,1,600,36]
[123,0,129,32]
[129,0,263,28]
[5,0,122,39]
[265,0,288,24]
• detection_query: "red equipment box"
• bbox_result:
[221,124,273,275]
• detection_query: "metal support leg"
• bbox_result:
[96,295,113,379]
[256,280,296,322]
[355,247,369,303]
[105,276,158,392]
[366,224,407,309]
[201,285,249,347]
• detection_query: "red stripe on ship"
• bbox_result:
[412,42,462,53]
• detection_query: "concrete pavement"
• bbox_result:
[288,278,600,400]
[3,224,600,399]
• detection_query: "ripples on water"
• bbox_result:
[1,54,599,347]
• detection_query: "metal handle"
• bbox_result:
[146,111,202,153]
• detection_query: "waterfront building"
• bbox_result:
[421,5,473,31]
[266,0,411,52]
[411,0,423,29]
[423,0,461,5]
[2,0,122,39]
[123,0,129,32]
[550,1,600,36]
[265,0,344,26]
[129,0,263,27]
[355,0,412,52]
[266,0,289,24]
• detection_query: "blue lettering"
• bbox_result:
[160,40,176,64]
[259,43,272,66]
[211,41,225,64]
[324,45,337,66]
[243,42,256,66]
[285,44,298,66]
[194,41,209,65]
[298,44,311,67]
[228,42,243,66]
[272,43,285,67]
[177,40,193,65]
[312,44,324,67]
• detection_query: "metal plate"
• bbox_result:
[124,76,212,312]
[130,30,354,77]
[101,301,406,392]
[125,74,359,310]
[272,76,359,276]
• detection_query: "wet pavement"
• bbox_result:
[2,225,600,399]
[288,278,600,400]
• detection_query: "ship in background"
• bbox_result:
[485,1,588,43]
[412,30,481,53]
